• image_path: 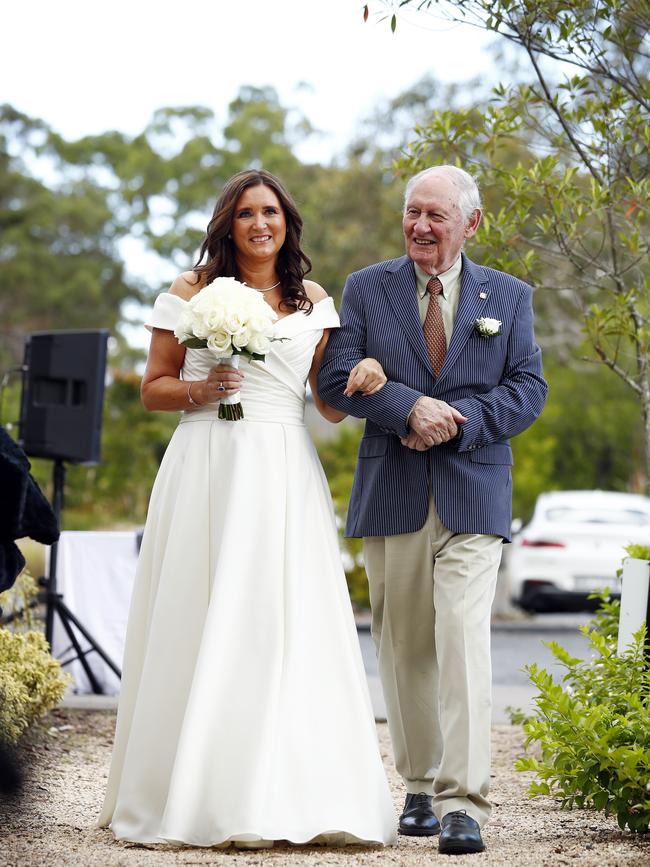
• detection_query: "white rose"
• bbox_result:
[248,315,276,337]
[481,318,502,332]
[185,277,273,350]
[189,289,213,315]
[208,313,227,334]
[224,311,248,335]
[191,315,211,339]
[211,276,242,294]
[232,325,252,349]
[246,333,272,355]
[193,278,240,317]
[174,309,194,343]
[474,317,502,337]
[206,329,233,355]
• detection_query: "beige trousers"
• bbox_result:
[363,498,502,827]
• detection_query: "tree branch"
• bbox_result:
[520,41,604,184]
[591,343,643,394]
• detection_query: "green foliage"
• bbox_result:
[0,106,144,371]
[299,159,404,299]
[586,589,622,645]
[0,573,71,744]
[0,630,70,744]
[624,543,650,562]
[506,705,528,726]
[315,424,370,607]
[511,357,645,520]
[0,570,38,630]
[514,595,650,833]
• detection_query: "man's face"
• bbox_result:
[402,174,480,274]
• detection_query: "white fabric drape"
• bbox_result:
[50,531,139,695]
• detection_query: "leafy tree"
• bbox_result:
[0,106,142,369]
[367,0,650,489]
[299,158,404,296]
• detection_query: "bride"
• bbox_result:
[98,169,397,848]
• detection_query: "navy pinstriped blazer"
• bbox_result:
[317,253,548,541]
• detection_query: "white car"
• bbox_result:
[508,490,650,612]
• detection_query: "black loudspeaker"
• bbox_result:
[19,330,109,464]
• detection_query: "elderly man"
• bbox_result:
[318,166,547,855]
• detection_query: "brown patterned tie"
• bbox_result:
[423,276,446,375]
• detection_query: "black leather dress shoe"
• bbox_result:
[438,810,484,855]
[398,792,441,836]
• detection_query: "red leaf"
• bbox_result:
[363,4,369,22]
[625,201,638,219]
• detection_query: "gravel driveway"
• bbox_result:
[2,709,649,866]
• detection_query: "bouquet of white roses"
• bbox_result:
[174,276,278,420]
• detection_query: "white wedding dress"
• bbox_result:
[98,293,396,848]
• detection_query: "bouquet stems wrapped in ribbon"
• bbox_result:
[213,354,243,420]
[174,277,279,420]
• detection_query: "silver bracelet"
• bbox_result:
[187,381,200,407]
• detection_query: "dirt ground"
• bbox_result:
[1,709,649,867]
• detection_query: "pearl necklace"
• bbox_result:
[247,279,281,293]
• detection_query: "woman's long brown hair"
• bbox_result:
[193,169,313,314]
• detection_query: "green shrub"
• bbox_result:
[0,573,71,744]
[622,544,650,564]
[515,587,650,833]
[0,570,39,630]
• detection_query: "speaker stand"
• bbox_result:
[45,459,122,694]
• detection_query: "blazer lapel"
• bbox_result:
[436,254,491,384]
[381,257,432,373]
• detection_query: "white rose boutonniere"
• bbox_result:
[474,317,502,338]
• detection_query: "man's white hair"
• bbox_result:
[404,165,481,223]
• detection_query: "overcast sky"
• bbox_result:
[4,0,495,163]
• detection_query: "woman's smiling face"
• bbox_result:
[231,183,287,265]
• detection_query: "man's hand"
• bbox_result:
[405,396,468,448]
[400,431,431,451]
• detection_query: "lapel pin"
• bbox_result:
[479,292,487,300]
